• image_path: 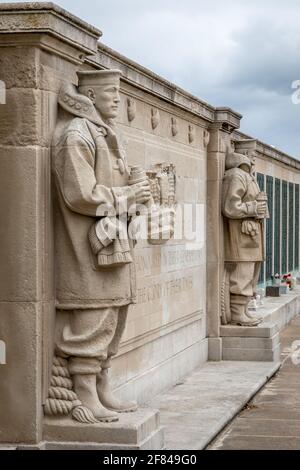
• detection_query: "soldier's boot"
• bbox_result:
[230,296,261,327]
[73,373,119,422]
[97,367,138,413]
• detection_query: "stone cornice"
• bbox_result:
[0,2,101,55]
[214,107,242,133]
[233,130,300,171]
[86,42,216,123]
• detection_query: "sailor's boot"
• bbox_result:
[97,367,138,413]
[73,373,119,422]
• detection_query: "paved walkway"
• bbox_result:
[148,360,279,450]
[208,316,300,450]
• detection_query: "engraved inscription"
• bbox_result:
[135,247,203,275]
[137,275,194,304]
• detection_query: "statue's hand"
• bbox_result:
[131,179,151,205]
[257,201,267,217]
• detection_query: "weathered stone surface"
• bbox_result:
[229,417,300,437]
[209,316,300,450]
[222,333,280,350]
[221,323,278,337]
[211,435,300,450]
[0,89,58,146]
[208,337,222,361]
[222,344,280,362]
[43,408,163,449]
[44,426,164,450]
[0,302,43,444]
[113,318,206,393]
[0,89,39,146]
[0,147,51,302]
[149,360,279,450]
[116,338,208,405]
[0,46,38,89]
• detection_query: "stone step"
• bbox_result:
[43,407,164,450]
[222,332,280,350]
[222,343,281,362]
[220,322,278,338]
[221,324,280,361]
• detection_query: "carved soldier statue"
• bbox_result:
[221,145,269,326]
[50,69,151,422]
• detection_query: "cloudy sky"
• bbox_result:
[3,0,300,157]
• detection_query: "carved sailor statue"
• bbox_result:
[221,145,269,327]
[48,69,151,423]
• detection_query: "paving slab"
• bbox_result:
[227,417,300,437]
[148,360,279,450]
[211,435,300,450]
[209,315,300,450]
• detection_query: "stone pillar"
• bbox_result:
[206,108,241,360]
[0,3,101,444]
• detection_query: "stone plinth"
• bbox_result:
[221,323,280,362]
[43,409,164,450]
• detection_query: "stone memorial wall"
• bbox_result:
[1,2,300,449]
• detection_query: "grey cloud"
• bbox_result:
[1,0,300,157]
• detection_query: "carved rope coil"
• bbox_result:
[45,356,100,424]
[221,269,231,325]
[45,355,75,418]
[52,364,70,378]
[50,375,73,390]
[53,356,68,368]
[48,386,77,401]
[44,398,73,416]
[220,274,227,325]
